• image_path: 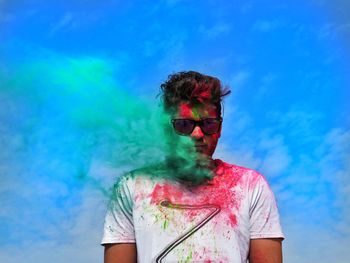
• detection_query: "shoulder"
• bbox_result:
[116,163,164,183]
[113,164,168,194]
[215,159,265,186]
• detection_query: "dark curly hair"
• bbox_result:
[160,71,231,116]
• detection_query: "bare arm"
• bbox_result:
[249,238,283,263]
[104,243,137,263]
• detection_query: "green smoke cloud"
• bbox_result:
[0,47,212,195]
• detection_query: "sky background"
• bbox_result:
[0,0,349,262]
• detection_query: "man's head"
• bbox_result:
[160,71,230,158]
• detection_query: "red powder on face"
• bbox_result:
[149,161,244,227]
[177,102,218,119]
[178,103,194,118]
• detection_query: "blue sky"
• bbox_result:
[0,0,349,262]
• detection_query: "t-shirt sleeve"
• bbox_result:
[101,174,136,245]
[249,172,285,240]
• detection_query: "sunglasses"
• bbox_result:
[171,117,222,135]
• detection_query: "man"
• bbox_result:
[102,71,284,262]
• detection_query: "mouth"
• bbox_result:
[194,144,207,152]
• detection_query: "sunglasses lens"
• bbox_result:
[201,119,221,134]
[172,119,194,134]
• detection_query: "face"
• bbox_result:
[172,102,221,158]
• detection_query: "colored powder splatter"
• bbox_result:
[177,102,199,119]
[0,48,214,195]
[0,46,221,243]
[149,160,243,227]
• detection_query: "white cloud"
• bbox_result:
[283,221,349,263]
[278,127,350,263]
[157,34,187,72]
[254,73,278,101]
[318,22,350,40]
[240,1,254,13]
[229,70,250,92]
[198,22,232,38]
[316,128,350,232]
[219,104,292,178]
[252,19,283,33]
[267,107,323,143]
[219,132,291,180]
[218,104,350,263]
[165,0,185,6]
[214,144,261,170]
[49,12,74,37]
[258,140,291,178]
[0,11,13,23]
[0,188,106,263]
[337,22,350,34]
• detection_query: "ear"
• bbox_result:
[217,120,223,138]
[217,129,222,139]
[214,125,222,140]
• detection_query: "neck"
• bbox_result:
[164,155,215,185]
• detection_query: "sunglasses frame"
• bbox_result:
[171,117,223,135]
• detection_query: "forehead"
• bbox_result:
[175,102,218,118]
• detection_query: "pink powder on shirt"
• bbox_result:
[150,160,246,227]
[151,183,185,203]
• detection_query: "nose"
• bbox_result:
[190,125,204,140]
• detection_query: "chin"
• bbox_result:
[195,152,213,162]
[197,149,214,158]
[194,147,212,157]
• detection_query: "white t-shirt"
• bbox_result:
[101,160,284,262]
